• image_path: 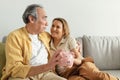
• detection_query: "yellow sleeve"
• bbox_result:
[5,32,31,78]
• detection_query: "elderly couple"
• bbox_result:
[1,4,118,80]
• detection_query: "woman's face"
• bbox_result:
[50,20,64,39]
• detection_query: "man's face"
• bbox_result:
[32,8,48,34]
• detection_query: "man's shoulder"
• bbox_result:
[7,27,27,40]
[8,27,25,36]
[41,31,50,35]
[39,31,51,39]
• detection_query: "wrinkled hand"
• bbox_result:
[48,50,63,70]
[48,50,74,70]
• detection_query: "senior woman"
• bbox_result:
[50,17,118,80]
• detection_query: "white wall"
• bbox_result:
[1,0,120,42]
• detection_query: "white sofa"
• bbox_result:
[76,35,120,79]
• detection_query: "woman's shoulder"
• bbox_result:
[65,35,76,41]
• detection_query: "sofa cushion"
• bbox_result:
[0,42,5,78]
[83,35,120,70]
[102,70,120,79]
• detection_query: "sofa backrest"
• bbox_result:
[0,42,5,78]
[83,35,120,70]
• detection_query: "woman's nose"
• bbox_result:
[53,27,57,31]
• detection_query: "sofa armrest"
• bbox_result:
[0,42,5,78]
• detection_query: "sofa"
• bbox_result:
[0,42,5,79]
[76,35,120,79]
[0,35,120,79]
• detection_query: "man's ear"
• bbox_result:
[28,15,35,23]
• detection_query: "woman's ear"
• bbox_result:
[28,15,35,23]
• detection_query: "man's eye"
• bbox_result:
[42,17,46,20]
[42,16,47,20]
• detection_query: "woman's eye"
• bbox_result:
[51,25,54,27]
[57,26,60,28]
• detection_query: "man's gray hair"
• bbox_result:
[22,4,43,24]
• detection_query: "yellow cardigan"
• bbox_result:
[1,27,51,80]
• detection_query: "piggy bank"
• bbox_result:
[58,50,74,68]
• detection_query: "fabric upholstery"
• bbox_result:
[83,35,120,70]
[0,36,120,79]
[0,42,5,78]
[103,70,120,79]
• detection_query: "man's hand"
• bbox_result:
[47,49,63,70]
[48,50,74,70]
